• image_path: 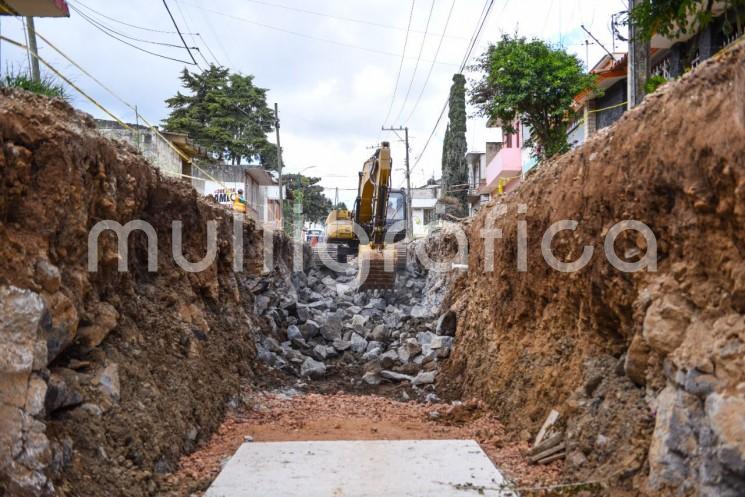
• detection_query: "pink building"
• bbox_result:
[481,125,523,196]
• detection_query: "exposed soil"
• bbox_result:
[442,42,745,495]
[0,89,283,497]
[1,38,744,497]
[165,388,561,496]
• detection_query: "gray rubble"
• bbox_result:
[249,252,455,389]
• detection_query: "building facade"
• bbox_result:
[95,119,208,180]
[572,8,743,147]
[409,180,440,238]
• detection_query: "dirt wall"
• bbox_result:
[441,44,745,496]
[0,90,277,497]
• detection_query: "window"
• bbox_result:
[386,191,406,221]
[423,208,434,225]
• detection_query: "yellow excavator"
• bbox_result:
[321,141,407,290]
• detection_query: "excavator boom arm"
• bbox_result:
[354,142,392,248]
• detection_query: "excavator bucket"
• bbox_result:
[356,243,407,290]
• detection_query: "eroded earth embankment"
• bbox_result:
[0,90,285,497]
[441,43,745,496]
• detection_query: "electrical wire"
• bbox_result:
[73,5,198,65]
[197,33,222,67]
[382,0,417,127]
[0,34,131,127]
[173,0,216,67]
[234,0,467,41]
[187,3,234,69]
[29,30,234,189]
[68,0,197,35]
[393,0,436,124]
[404,0,506,187]
[162,0,199,66]
[403,0,456,124]
[69,5,197,50]
[179,1,457,66]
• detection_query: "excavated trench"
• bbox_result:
[2,39,745,497]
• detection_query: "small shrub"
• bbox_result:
[2,68,69,101]
[645,75,668,94]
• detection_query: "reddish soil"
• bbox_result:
[165,390,562,496]
[442,41,745,495]
[0,89,283,497]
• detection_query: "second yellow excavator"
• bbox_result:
[321,141,407,290]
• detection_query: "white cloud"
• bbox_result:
[0,0,627,201]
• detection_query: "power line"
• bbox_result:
[233,0,467,41]
[68,0,196,35]
[173,0,219,67]
[178,1,457,67]
[189,3,234,68]
[382,0,417,127]
[458,0,491,70]
[404,0,456,124]
[393,0,436,124]
[197,33,222,66]
[1,34,131,127]
[73,4,198,65]
[27,30,234,189]
[69,5,196,50]
[162,0,199,67]
[405,0,504,186]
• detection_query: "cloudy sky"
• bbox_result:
[1,0,628,207]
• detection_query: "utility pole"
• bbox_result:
[25,17,41,82]
[381,126,412,240]
[274,102,284,229]
[627,0,650,109]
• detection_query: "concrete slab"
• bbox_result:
[205,439,514,497]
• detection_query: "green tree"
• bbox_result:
[471,35,596,161]
[630,0,745,40]
[163,65,277,168]
[334,202,348,210]
[283,174,333,224]
[441,74,469,215]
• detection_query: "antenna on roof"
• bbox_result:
[581,25,615,62]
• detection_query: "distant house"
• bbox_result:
[465,150,487,216]
[478,123,524,198]
[245,167,282,229]
[571,7,744,147]
[409,179,440,238]
[95,119,207,179]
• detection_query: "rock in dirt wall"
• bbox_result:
[441,44,745,495]
[0,90,280,497]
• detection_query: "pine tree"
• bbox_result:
[163,65,277,168]
[441,74,468,215]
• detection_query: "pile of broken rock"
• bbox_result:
[251,259,456,390]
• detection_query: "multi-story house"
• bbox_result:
[571,6,744,147]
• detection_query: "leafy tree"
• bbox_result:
[440,74,469,215]
[282,174,333,224]
[471,35,596,161]
[163,65,277,168]
[630,0,745,40]
[334,202,348,210]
